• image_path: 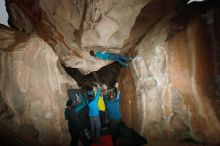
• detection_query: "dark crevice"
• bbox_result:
[166,0,220,41]
[74,0,88,47]
[62,62,122,89]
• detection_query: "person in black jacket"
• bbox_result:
[64,98,90,146]
[65,99,82,146]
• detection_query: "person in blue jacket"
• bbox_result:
[103,82,122,146]
[90,50,133,67]
[87,84,102,144]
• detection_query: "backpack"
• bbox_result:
[67,89,83,106]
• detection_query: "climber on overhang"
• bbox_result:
[90,49,133,67]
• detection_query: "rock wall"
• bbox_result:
[82,0,150,48]
[119,9,220,144]
[5,0,153,74]
[1,0,220,145]
[0,27,77,146]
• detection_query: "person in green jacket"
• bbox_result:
[64,92,90,146]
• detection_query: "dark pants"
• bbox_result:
[69,129,80,146]
[90,116,101,139]
[99,110,107,128]
[108,53,132,66]
[80,130,91,146]
[109,119,121,146]
[69,129,90,146]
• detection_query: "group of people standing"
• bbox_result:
[64,82,122,146]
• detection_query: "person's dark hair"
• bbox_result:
[113,87,117,98]
[93,84,98,87]
[72,98,78,107]
[66,99,72,106]
[88,95,94,102]
[88,86,93,91]
[90,51,95,57]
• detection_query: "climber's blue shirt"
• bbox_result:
[95,51,110,61]
[104,90,122,120]
[88,88,101,117]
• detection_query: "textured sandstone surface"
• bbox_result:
[0,0,220,146]
[5,0,152,74]
[0,27,77,145]
[119,10,220,144]
[81,0,150,48]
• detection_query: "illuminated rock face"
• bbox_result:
[119,11,220,144]
[6,0,151,74]
[81,0,150,48]
[0,0,220,146]
[0,27,77,145]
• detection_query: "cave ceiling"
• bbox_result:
[3,0,178,74]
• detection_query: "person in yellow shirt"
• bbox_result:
[98,92,107,128]
[92,85,107,128]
